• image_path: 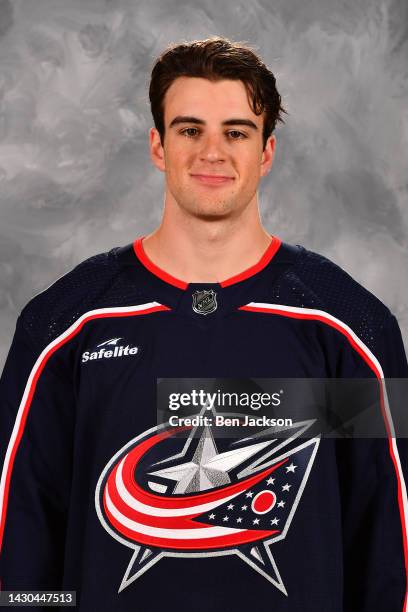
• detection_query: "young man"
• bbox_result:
[0,37,407,611]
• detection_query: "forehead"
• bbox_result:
[163,77,262,126]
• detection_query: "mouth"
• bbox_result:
[190,174,235,186]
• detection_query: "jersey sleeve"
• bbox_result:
[339,312,408,611]
[0,314,74,590]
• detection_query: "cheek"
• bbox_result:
[236,144,262,165]
[166,149,194,178]
[239,155,262,182]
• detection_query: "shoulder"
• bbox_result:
[274,242,393,350]
[18,245,130,350]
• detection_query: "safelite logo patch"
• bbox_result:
[81,338,139,363]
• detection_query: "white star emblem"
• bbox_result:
[253,518,260,525]
[208,513,215,519]
[277,501,285,508]
[241,505,248,511]
[223,515,229,522]
[148,426,273,495]
[271,517,280,525]
[266,477,275,485]
[282,483,291,492]
[246,491,254,498]
[286,463,297,473]
[236,517,243,523]
[227,503,234,510]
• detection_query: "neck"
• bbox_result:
[142,196,272,284]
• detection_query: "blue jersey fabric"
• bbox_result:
[0,237,407,611]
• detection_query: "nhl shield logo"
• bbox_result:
[192,289,217,315]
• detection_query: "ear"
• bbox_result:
[149,127,166,172]
[260,134,276,177]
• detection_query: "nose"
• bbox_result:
[198,132,226,163]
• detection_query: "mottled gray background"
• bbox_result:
[0,0,407,368]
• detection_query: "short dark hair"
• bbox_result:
[149,37,287,150]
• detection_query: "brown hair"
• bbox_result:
[149,37,287,150]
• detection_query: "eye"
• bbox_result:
[180,127,200,138]
[227,130,247,139]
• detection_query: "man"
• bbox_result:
[0,37,407,611]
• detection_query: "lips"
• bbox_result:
[190,174,235,185]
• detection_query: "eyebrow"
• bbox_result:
[169,116,258,130]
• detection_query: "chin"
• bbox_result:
[172,188,244,220]
[192,201,237,219]
[192,210,235,222]
[185,195,235,214]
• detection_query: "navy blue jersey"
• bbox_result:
[0,235,407,611]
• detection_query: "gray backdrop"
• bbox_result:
[0,0,407,369]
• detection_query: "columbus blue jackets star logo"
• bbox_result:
[95,408,320,596]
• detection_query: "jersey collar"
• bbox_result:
[132,235,282,290]
[114,235,300,319]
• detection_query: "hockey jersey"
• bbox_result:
[0,235,407,611]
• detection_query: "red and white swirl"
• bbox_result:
[102,428,280,550]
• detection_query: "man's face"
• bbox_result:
[150,77,276,220]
